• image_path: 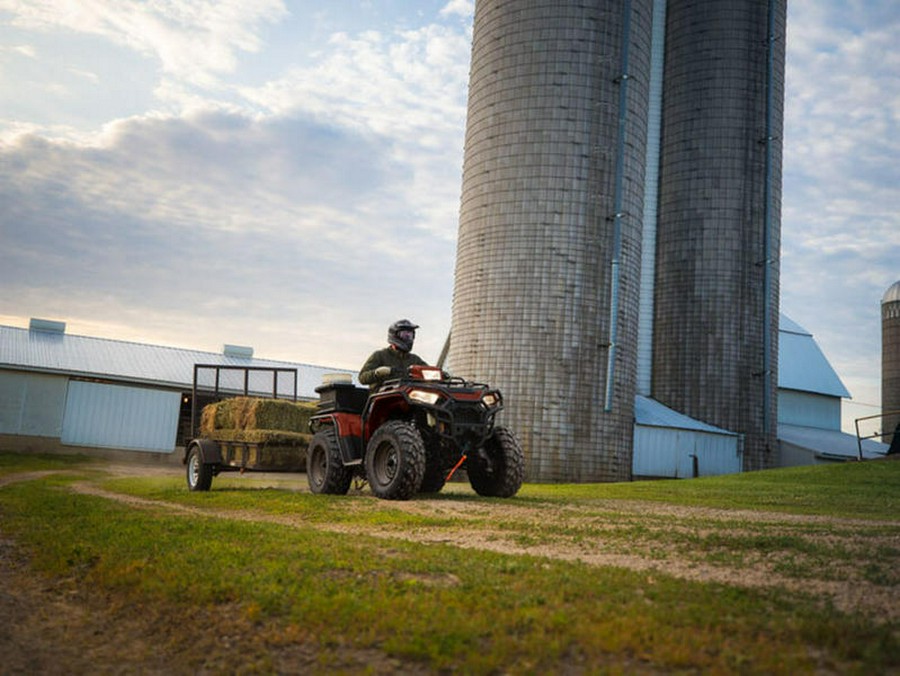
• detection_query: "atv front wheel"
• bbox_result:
[308,428,352,495]
[419,453,447,494]
[365,420,425,500]
[468,426,525,498]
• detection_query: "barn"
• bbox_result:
[777,315,888,465]
[632,314,889,478]
[0,319,353,463]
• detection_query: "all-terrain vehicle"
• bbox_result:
[307,365,525,500]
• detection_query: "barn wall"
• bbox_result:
[777,389,841,430]
[0,370,67,437]
[633,425,742,478]
[61,380,180,453]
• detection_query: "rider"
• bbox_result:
[358,319,427,388]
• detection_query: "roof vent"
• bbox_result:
[29,318,66,334]
[223,344,254,359]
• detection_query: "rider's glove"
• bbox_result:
[374,366,392,378]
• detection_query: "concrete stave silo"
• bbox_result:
[651,0,786,471]
[883,281,900,444]
[450,0,787,481]
[449,0,653,482]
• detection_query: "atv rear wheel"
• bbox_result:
[468,426,525,497]
[307,428,352,495]
[365,420,425,500]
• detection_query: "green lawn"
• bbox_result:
[0,451,897,674]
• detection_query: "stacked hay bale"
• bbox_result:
[200,397,316,470]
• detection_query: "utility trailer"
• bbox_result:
[183,364,312,491]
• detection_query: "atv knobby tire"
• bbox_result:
[307,428,352,495]
[419,454,447,494]
[468,426,525,498]
[365,420,425,500]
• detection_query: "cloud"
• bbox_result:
[440,0,474,19]
[0,106,455,366]
[781,0,900,417]
[0,44,36,58]
[0,5,474,368]
[0,0,288,87]
[238,22,471,241]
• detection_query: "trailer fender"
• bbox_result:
[184,438,222,465]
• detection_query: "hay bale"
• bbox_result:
[200,397,314,436]
[200,404,218,437]
[207,429,312,446]
[294,401,316,433]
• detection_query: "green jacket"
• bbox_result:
[359,347,427,388]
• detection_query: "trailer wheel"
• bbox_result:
[468,426,524,498]
[307,428,352,495]
[186,443,213,492]
[365,420,425,500]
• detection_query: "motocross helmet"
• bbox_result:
[388,319,418,352]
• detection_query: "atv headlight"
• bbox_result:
[482,393,499,407]
[419,367,444,381]
[409,389,441,405]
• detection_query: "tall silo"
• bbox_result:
[883,281,900,444]
[449,0,653,482]
[651,0,786,471]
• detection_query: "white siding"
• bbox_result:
[62,381,180,453]
[633,426,742,478]
[0,371,67,437]
[777,390,841,430]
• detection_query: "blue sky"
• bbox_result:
[1,0,897,432]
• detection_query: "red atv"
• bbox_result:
[307,365,525,500]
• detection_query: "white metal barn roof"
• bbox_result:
[779,423,887,461]
[634,395,738,435]
[778,314,850,398]
[0,323,353,399]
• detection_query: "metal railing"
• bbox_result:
[854,410,900,461]
[189,364,299,439]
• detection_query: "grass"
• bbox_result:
[517,460,900,520]
[0,451,898,673]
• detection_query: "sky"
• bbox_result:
[1,0,898,433]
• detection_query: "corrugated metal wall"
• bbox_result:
[61,380,180,453]
[0,371,67,437]
[633,425,742,478]
[777,390,841,431]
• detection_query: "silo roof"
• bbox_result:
[0,323,354,399]
[778,314,850,398]
[883,280,900,304]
